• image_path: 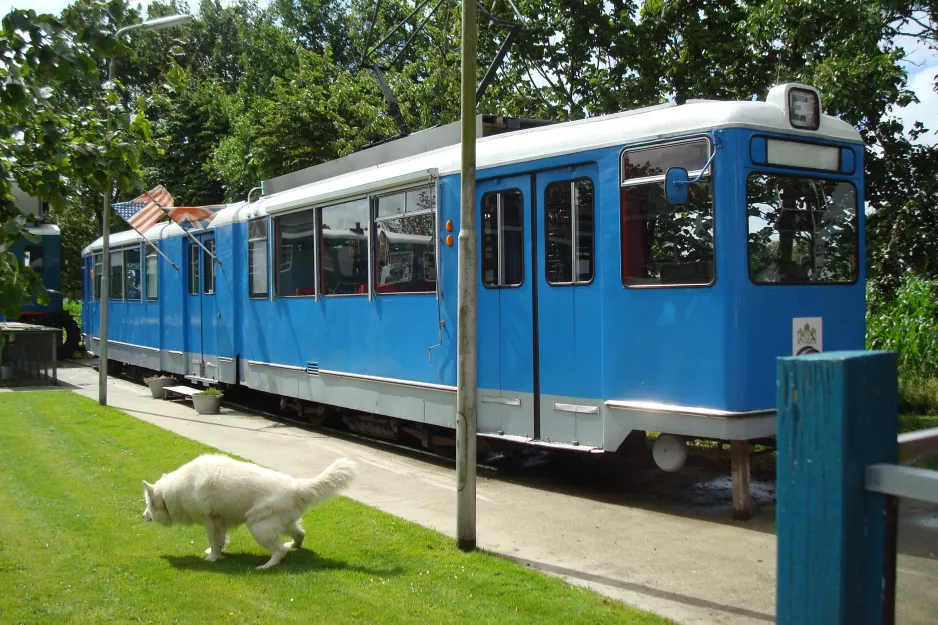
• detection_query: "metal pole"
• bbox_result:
[97,15,193,405]
[98,56,116,406]
[455,0,477,552]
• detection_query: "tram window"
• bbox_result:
[188,244,199,296]
[620,139,715,287]
[145,246,158,301]
[621,140,710,184]
[124,247,141,301]
[203,240,216,295]
[375,185,436,294]
[747,174,857,284]
[248,218,269,298]
[481,189,524,287]
[320,198,369,296]
[94,254,102,300]
[276,209,316,297]
[24,245,43,273]
[110,250,124,300]
[545,179,593,285]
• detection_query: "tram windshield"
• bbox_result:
[746,174,858,284]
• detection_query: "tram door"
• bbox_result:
[476,175,536,438]
[535,164,603,447]
[185,234,218,381]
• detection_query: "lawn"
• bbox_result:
[0,391,670,625]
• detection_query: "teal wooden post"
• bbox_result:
[776,351,898,625]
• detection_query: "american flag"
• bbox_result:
[168,204,227,231]
[112,185,174,233]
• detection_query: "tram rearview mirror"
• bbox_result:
[665,167,689,205]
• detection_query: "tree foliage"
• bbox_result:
[3,0,937,306]
[0,2,180,317]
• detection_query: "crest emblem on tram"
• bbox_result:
[793,317,823,356]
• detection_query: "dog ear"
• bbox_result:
[143,481,155,496]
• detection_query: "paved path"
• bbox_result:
[51,364,938,625]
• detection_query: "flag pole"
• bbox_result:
[179,225,222,266]
[137,229,179,271]
[143,190,222,266]
[108,203,180,271]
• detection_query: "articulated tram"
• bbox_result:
[83,83,865,514]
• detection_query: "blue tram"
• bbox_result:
[82,83,865,508]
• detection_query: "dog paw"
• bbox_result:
[205,552,223,562]
[283,541,296,550]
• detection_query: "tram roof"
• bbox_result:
[84,84,862,255]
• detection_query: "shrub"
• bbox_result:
[196,387,222,396]
[867,273,938,380]
[143,375,174,384]
[898,374,938,416]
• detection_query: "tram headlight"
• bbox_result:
[788,87,820,130]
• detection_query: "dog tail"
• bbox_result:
[296,457,357,507]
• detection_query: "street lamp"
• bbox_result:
[99,13,194,406]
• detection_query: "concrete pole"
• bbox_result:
[98,58,116,407]
[455,0,478,551]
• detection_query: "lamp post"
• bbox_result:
[455,0,477,551]
[99,13,193,406]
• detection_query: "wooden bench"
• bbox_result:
[162,385,200,402]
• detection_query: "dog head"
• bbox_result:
[142,480,171,525]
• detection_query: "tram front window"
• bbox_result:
[746,174,858,285]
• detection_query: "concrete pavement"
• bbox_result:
[47,363,938,625]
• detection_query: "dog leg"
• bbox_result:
[284,521,305,550]
[204,517,228,562]
[248,519,288,570]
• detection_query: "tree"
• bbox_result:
[0,2,178,310]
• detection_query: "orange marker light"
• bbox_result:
[446,234,454,246]
[445,220,453,231]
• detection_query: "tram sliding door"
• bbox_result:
[184,233,218,381]
[184,239,202,378]
[535,164,603,447]
[476,175,536,438]
[198,234,218,381]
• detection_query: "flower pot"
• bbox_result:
[1,364,14,381]
[147,378,175,398]
[192,393,223,415]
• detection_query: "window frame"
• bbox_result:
[93,253,102,301]
[373,183,438,296]
[202,239,216,296]
[123,245,142,302]
[544,177,596,287]
[268,181,441,301]
[618,135,717,290]
[274,207,318,299]
[145,244,159,302]
[745,171,859,287]
[188,243,199,296]
[109,249,125,301]
[480,188,525,289]
[248,217,270,300]
[318,197,371,298]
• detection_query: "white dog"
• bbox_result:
[142,454,357,569]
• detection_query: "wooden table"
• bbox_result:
[0,321,61,387]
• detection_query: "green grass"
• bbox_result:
[0,391,669,625]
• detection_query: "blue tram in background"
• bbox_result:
[4,182,81,358]
[82,83,865,512]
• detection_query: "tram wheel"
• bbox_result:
[32,311,82,360]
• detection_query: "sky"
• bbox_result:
[2,0,937,145]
